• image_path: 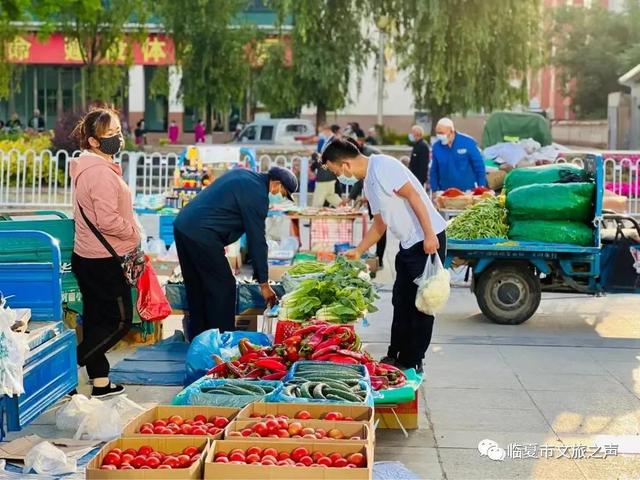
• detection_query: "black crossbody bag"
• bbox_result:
[77,204,145,287]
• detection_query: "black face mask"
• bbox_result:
[98,134,123,156]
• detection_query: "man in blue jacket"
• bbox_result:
[430,117,487,192]
[174,166,298,340]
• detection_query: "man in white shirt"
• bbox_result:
[321,137,447,373]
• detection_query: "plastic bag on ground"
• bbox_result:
[0,299,29,396]
[136,256,172,321]
[23,442,77,476]
[55,394,145,441]
[414,255,450,315]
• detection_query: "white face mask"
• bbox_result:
[338,174,358,186]
[437,133,449,144]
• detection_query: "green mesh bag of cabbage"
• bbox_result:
[508,220,594,246]
[504,163,589,192]
[506,182,594,222]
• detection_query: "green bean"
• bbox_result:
[448,197,509,240]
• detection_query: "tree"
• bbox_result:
[0,0,29,100]
[158,0,253,133]
[265,0,372,127]
[253,42,299,117]
[36,0,150,107]
[553,3,640,119]
[396,0,542,126]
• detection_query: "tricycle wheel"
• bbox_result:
[475,263,541,325]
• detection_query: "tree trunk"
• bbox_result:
[206,102,213,135]
[316,101,327,129]
[429,105,449,136]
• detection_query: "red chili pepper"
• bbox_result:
[255,358,287,371]
[310,344,340,360]
[336,349,367,362]
[227,362,245,378]
[262,370,286,380]
[283,335,302,347]
[364,362,376,376]
[327,354,359,365]
[315,336,342,351]
[293,324,323,337]
[243,368,264,379]
[238,351,262,363]
[303,331,325,349]
[319,324,342,336]
[206,363,229,377]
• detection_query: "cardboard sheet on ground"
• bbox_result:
[0,435,99,462]
[373,369,422,405]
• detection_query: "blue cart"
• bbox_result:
[445,154,640,324]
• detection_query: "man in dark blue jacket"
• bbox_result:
[174,166,298,340]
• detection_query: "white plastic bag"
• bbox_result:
[0,299,29,396]
[56,394,145,441]
[414,255,451,315]
[23,442,77,476]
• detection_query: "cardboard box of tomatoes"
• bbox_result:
[86,437,209,479]
[237,402,374,434]
[204,439,372,480]
[123,406,239,440]
[225,418,370,443]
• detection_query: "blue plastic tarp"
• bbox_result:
[184,329,271,385]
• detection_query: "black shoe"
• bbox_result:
[91,383,125,399]
[415,363,424,374]
[379,356,397,366]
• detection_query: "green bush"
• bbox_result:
[0,133,65,187]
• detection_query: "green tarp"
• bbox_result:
[482,111,552,148]
[504,163,589,192]
[506,182,595,223]
[508,221,594,246]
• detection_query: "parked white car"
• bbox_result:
[235,119,315,145]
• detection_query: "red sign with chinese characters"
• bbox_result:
[5,33,175,65]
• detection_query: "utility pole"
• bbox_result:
[376,28,385,127]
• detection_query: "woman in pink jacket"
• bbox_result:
[70,108,140,398]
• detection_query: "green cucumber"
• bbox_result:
[227,382,265,395]
[200,388,232,395]
[300,382,316,399]
[312,383,327,399]
[326,393,358,403]
[324,388,362,402]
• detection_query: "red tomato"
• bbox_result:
[277,451,290,461]
[246,453,261,464]
[163,456,180,468]
[108,448,123,456]
[277,429,290,438]
[191,454,201,463]
[333,458,348,468]
[100,465,116,470]
[265,414,276,419]
[131,455,147,469]
[183,446,199,457]
[191,428,207,436]
[168,415,184,426]
[119,463,134,470]
[226,431,243,438]
[161,427,174,435]
[343,416,353,421]
[347,453,365,467]
[277,418,288,430]
[152,419,166,428]
[302,427,315,435]
[180,424,193,435]
[148,452,162,460]
[246,446,262,457]
[214,452,228,460]
[295,410,311,420]
[177,454,192,467]
[229,452,245,463]
[153,426,165,434]
[208,427,222,435]
[265,419,280,433]
[312,452,324,462]
[261,455,277,464]
[140,466,152,470]
[291,447,309,462]
[123,448,137,457]
[278,460,290,466]
[138,445,153,456]
[288,422,303,436]
[262,448,278,459]
[145,457,161,469]
[317,456,333,467]
[299,455,313,467]
[103,452,121,467]
[277,414,289,419]
[213,416,229,428]
[157,465,172,469]
[261,459,276,466]
[214,457,229,463]
[193,414,207,423]
[139,427,154,434]
[121,453,134,464]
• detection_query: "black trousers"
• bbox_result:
[388,231,447,368]
[174,228,236,341]
[71,253,133,379]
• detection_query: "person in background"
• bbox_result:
[30,109,45,132]
[322,137,447,373]
[7,112,22,131]
[70,107,139,398]
[310,124,342,207]
[174,166,297,340]
[430,117,486,192]
[134,120,146,146]
[194,119,206,144]
[168,119,180,144]
[349,122,365,140]
[0,120,4,131]
[365,127,378,146]
[409,125,430,189]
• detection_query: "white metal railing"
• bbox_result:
[0,148,638,216]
